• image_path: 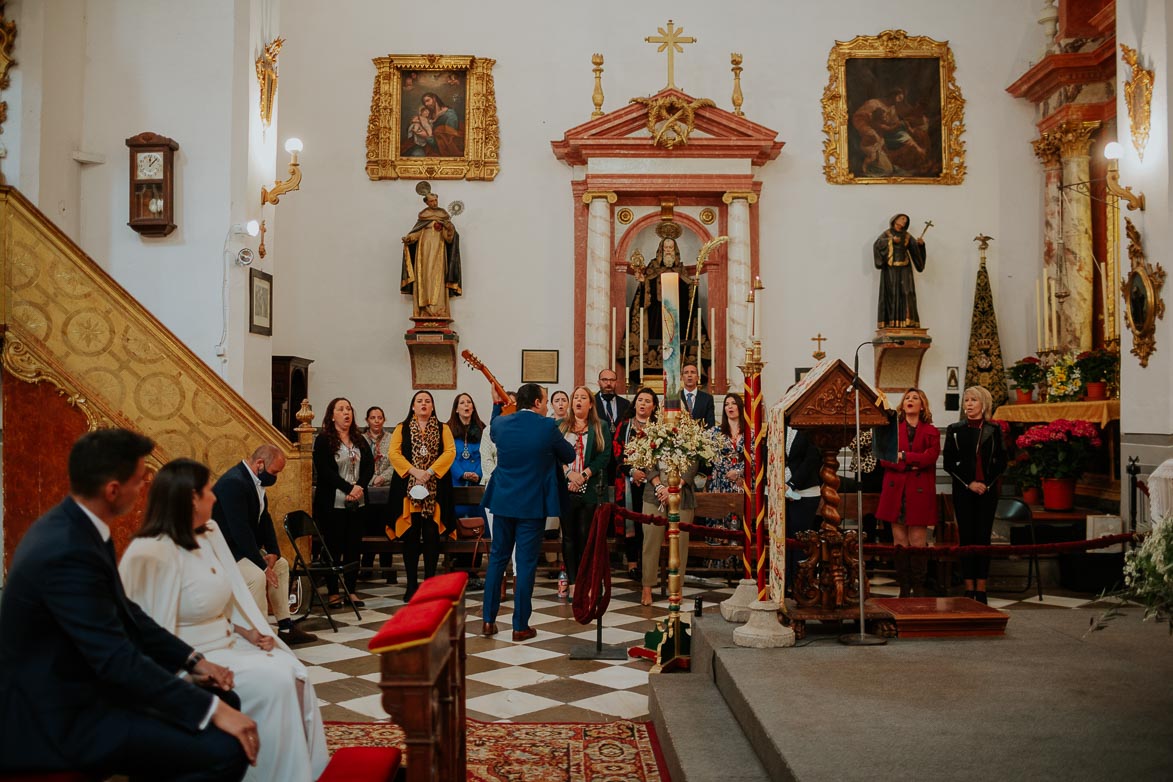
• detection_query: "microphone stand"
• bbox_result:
[840,340,887,646]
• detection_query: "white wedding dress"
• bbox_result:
[120,522,329,782]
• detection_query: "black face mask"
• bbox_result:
[257,469,278,487]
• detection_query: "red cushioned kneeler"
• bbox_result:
[367,599,450,653]
[318,746,403,782]
[408,571,467,605]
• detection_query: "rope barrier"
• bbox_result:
[604,503,1138,559]
[572,505,614,624]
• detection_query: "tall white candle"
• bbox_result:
[610,306,616,369]
[1035,278,1043,351]
[1047,278,1055,349]
[710,306,716,355]
[639,309,646,383]
[625,305,631,389]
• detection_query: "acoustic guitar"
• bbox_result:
[461,349,517,416]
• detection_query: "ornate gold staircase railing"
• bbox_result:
[0,186,313,528]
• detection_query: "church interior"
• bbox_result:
[1,0,1173,779]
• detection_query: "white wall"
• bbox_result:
[274,0,1043,424]
[1118,0,1173,488]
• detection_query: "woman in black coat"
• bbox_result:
[312,397,375,607]
[942,386,1007,604]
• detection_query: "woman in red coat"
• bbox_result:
[875,388,939,597]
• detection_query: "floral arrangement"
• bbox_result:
[1015,418,1103,480]
[1075,348,1118,384]
[1122,517,1173,631]
[1007,355,1045,389]
[1045,353,1082,401]
[623,411,724,475]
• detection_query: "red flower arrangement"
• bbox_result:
[1007,355,1045,389]
[1015,418,1103,480]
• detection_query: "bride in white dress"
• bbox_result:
[120,458,329,782]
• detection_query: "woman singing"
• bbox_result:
[875,388,940,597]
[387,390,456,601]
[943,386,1006,604]
[312,397,374,609]
[558,386,612,598]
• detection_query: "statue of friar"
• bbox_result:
[873,213,926,329]
[401,190,462,319]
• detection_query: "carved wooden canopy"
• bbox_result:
[778,359,889,430]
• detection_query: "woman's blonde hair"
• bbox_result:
[963,385,993,420]
[897,388,933,424]
[560,386,608,453]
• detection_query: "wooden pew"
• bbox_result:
[367,598,457,782]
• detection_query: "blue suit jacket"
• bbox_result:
[0,498,213,770]
[483,409,576,519]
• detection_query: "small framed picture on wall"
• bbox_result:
[249,268,273,336]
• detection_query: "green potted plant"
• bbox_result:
[1015,419,1103,510]
[1004,452,1042,505]
[1007,356,1045,403]
[1075,348,1118,400]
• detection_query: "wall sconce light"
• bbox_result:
[1103,141,1145,211]
[261,137,303,207]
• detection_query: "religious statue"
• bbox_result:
[625,222,709,384]
[873,213,927,329]
[401,189,462,320]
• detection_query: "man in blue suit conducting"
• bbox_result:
[0,428,257,780]
[481,383,576,641]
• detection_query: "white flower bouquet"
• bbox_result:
[623,412,724,476]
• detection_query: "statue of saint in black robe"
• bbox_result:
[874,213,926,328]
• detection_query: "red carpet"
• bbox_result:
[325,719,670,781]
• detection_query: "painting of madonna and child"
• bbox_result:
[846,57,943,179]
[399,70,468,158]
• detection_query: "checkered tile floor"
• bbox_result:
[284,566,1115,725]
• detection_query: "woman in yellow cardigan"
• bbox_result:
[387,390,457,601]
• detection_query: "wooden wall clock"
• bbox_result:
[125,132,179,237]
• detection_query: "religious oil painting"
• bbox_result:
[366,55,499,182]
[822,30,966,185]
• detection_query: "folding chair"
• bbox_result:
[995,498,1041,601]
[284,510,362,631]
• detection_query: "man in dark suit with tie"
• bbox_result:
[212,443,316,645]
[481,383,576,641]
[594,368,630,500]
[680,363,715,427]
[0,428,257,780]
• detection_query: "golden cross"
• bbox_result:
[811,333,827,353]
[646,20,695,90]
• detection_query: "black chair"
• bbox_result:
[994,498,1041,601]
[284,510,362,631]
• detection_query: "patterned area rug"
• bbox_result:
[325,719,669,781]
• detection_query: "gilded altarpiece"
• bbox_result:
[552,88,782,390]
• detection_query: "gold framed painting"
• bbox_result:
[821,30,966,185]
[366,54,499,181]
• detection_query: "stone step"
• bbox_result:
[648,671,771,782]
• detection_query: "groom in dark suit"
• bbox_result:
[481,383,576,641]
[0,429,256,780]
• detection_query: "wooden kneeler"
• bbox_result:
[408,572,469,782]
[367,599,455,782]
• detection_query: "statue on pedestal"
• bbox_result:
[401,185,462,321]
[874,213,927,328]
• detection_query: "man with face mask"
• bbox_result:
[213,444,317,645]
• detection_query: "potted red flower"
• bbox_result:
[1007,356,1045,403]
[1015,419,1103,510]
[1074,348,1118,400]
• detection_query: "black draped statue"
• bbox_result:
[874,213,926,329]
